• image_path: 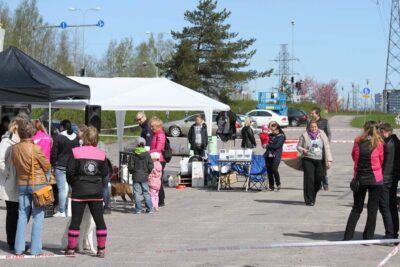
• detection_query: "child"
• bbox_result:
[259,124,270,149]
[148,152,162,211]
[128,137,154,214]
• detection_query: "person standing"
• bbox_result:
[136,112,153,147]
[149,117,166,208]
[128,137,154,214]
[32,119,52,181]
[265,121,285,191]
[378,123,400,239]
[0,117,22,251]
[309,107,331,190]
[0,116,10,141]
[241,117,257,149]
[188,115,208,157]
[12,119,51,256]
[50,120,79,217]
[297,120,333,206]
[344,121,384,241]
[148,152,162,212]
[65,126,108,257]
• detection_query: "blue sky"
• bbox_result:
[6,0,390,99]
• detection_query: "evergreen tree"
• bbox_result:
[132,42,156,77]
[162,0,259,102]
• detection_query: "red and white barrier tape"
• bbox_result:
[0,253,72,260]
[377,243,400,267]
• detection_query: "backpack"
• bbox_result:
[217,111,228,134]
[163,137,173,163]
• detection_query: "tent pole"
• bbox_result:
[48,102,51,134]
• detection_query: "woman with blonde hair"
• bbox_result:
[241,117,256,149]
[149,116,166,207]
[344,121,384,240]
[0,116,23,250]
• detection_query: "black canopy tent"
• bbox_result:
[0,46,90,131]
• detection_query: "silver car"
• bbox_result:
[163,113,243,137]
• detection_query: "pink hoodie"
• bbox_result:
[148,161,162,190]
[32,130,52,161]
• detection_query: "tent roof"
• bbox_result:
[0,46,90,103]
[64,77,229,111]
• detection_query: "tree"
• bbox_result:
[162,0,260,102]
[132,42,156,77]
[100,37,134,77]
[311,80,338,112]
[54,31,74,75]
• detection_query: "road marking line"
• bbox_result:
[377,243,400,267]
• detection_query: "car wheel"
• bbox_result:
[169,126,181,137]
[290,119,299,127]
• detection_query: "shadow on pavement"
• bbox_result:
[254,199,305,205]
[283,230,363,241]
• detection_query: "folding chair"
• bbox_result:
[241,155,267,190]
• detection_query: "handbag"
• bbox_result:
[31,144,54,207]
[350,178,360,192]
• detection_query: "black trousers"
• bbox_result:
[302,158,323,204]
[266,158,281,189]
[69,201,107,230]
[389,180,399,238]
[159,162,166,206]
[193,146,205,157]
[344,184,383,240]
[379,183,395,238]
[5,201,19,250]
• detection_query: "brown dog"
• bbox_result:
[111,181,134,208]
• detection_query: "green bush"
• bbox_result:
[351,114,398,128]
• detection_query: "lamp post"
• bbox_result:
[146,31,171,77]
[291,20,295,99]
[68,7,101,76]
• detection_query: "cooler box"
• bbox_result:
[282,138,299,159]
[208,136,218,155]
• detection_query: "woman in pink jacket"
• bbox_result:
[149,117,166,207]
[32,119,52,180]
[344,121,384,241]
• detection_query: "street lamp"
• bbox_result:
[146,31,171,77]
[68,7,101,76]
[291,20,295,98]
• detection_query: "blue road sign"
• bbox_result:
[59,21,68,29]
[363,87,370,95]
[97,20,105,28]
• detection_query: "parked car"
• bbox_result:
[164,113,246,137]
[245,109,289,128]
[288,108,308,127]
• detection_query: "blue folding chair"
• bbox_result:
[240,154,267,191]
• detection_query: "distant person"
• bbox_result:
[241,117,256,149]
[0,117,22,251]
[128,137,154,214]
[0,116,10,141]
[344,121,384,241]
[378,123,400,240]
[51,119,79,217]
[12,119,51,256]
[259,124,270,149]
[149,117,166,208]
[65,126,108,257]
[188,115,208,157]
[265,121,285,191]
[297,120,332,206]
[309,107,331,190]
[136,112,153,147]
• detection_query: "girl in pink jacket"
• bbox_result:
[32,119,52,161]
[148,152,162,211]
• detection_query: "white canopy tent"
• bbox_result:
[36,77,230,151]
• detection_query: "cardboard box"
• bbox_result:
[227,150,236,160]
[192,177,204,187]
[219,149,228,160]
[192,162,204,179]
[180,157,190,175]
[244,149,253,160]
[235,150,244,160]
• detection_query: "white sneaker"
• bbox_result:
[53,211,66,218]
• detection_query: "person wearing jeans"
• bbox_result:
[128,137,154,214]
[51,120,79,217]
[11,119,51,255]
[264,121,285,191]
[344,121,384,240]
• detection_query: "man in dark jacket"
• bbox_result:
[188,115,208,157]
[310,107,331,190]
[128,137,154,214]
[379,123,400,239]
[136,112,152,146]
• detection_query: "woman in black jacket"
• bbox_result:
[241,118,257,149]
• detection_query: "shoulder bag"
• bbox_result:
[31,144,54,207]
